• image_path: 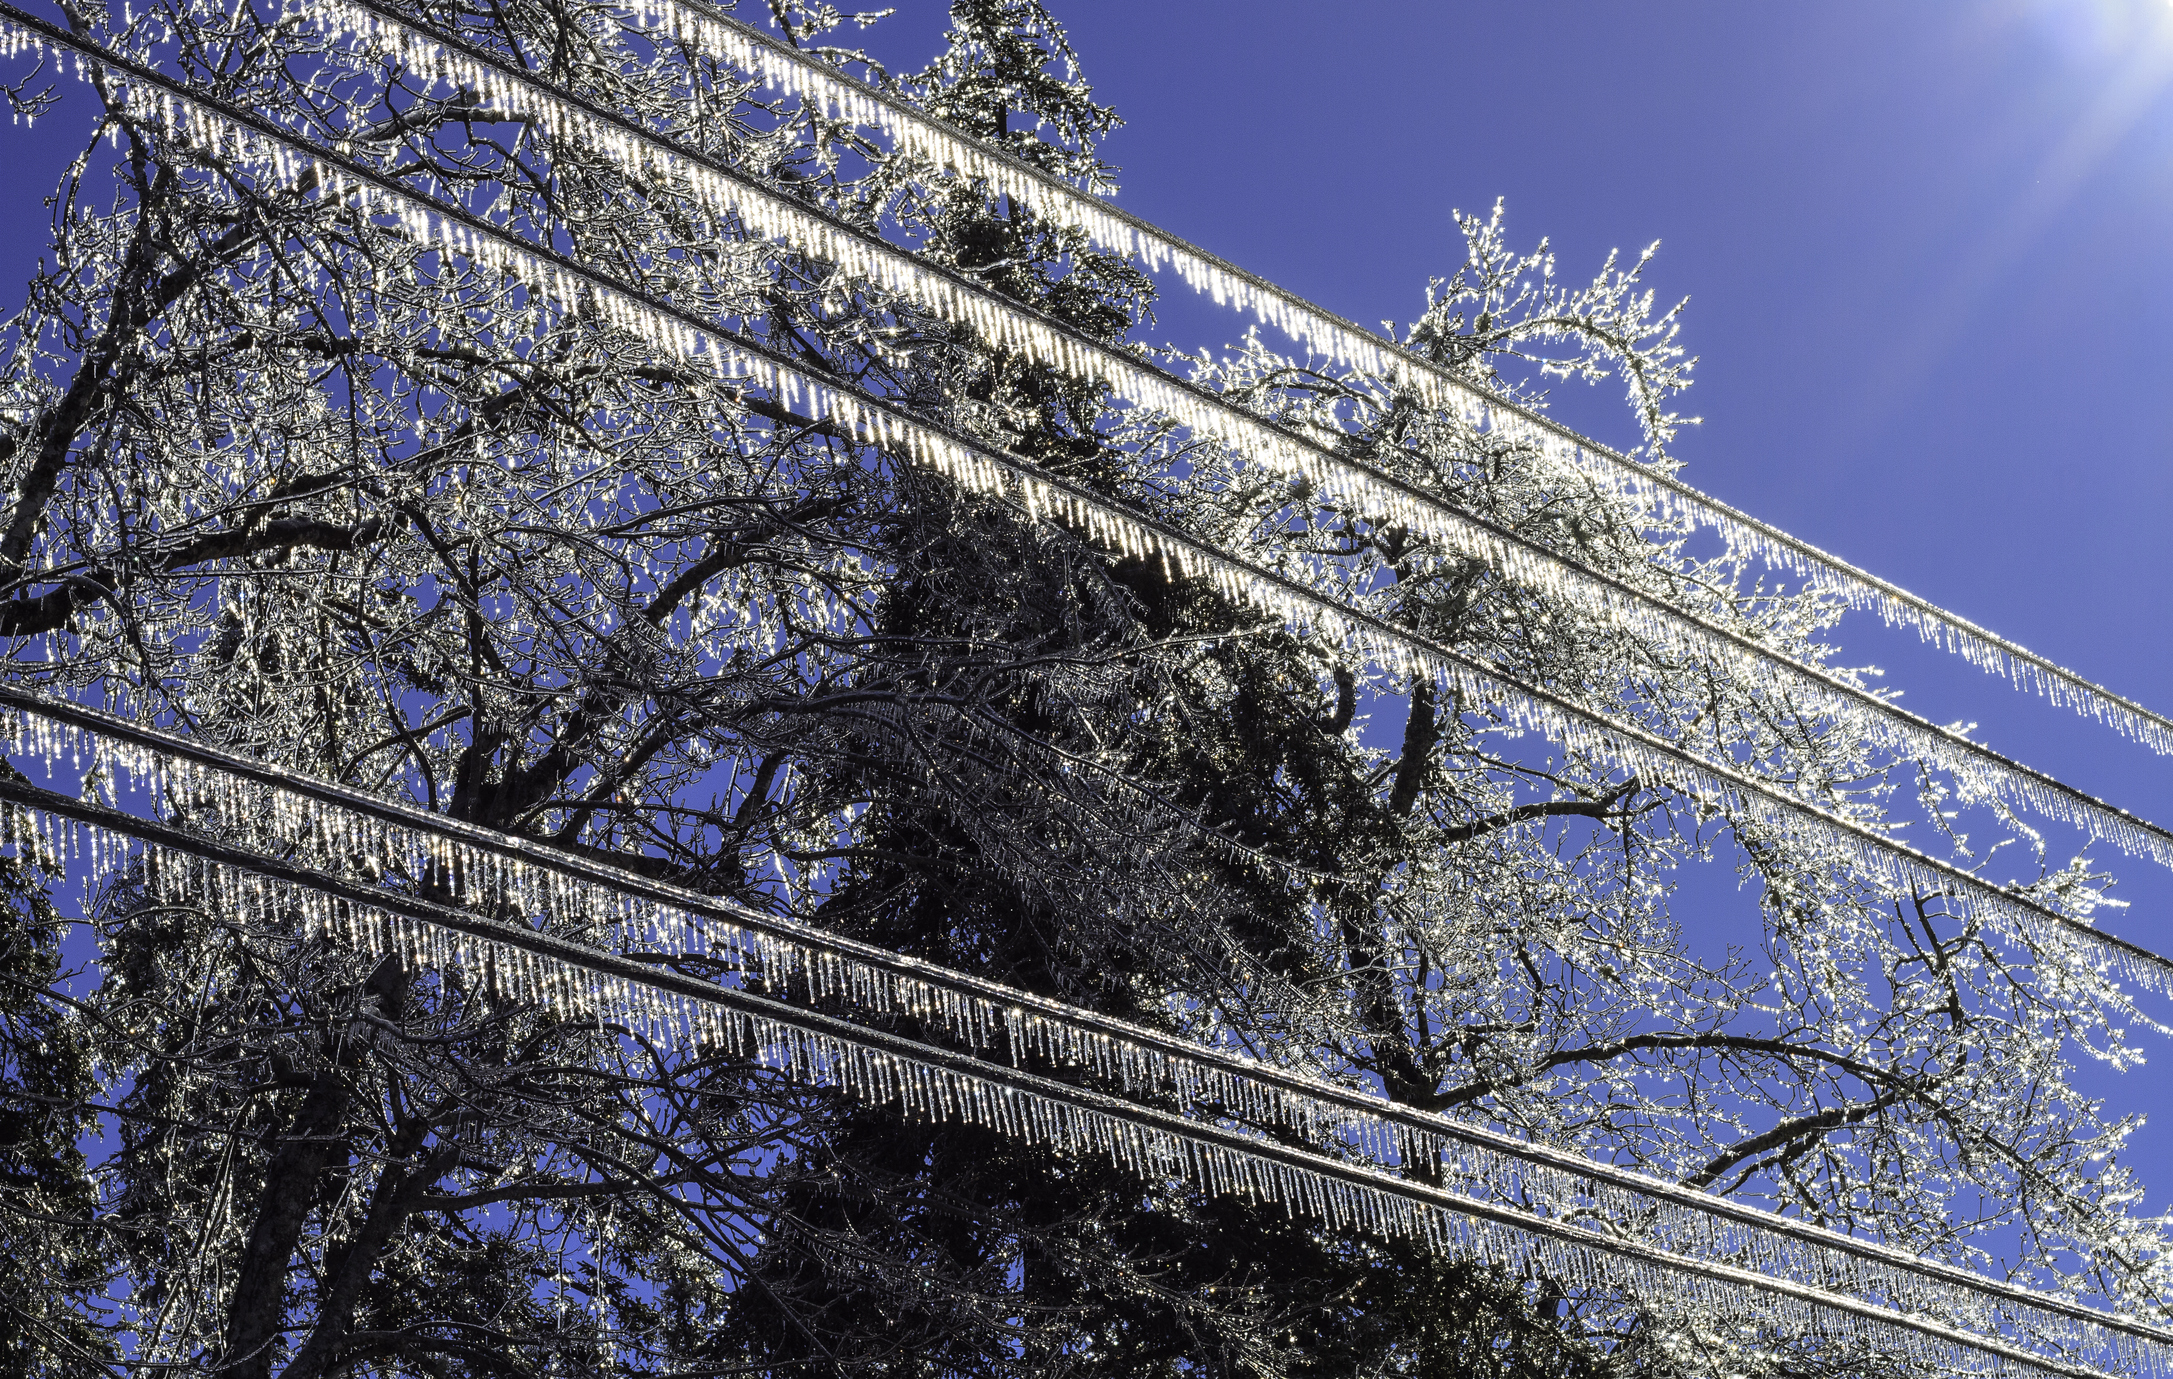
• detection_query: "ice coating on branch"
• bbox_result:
[4,7,2173,1367]
[1,37,2143,1009]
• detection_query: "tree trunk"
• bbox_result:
[217,1071,353,1379]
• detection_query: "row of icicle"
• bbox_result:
[0,760,2149,1379]
[271,0,2173,882]
[2,688,2170,1378]
[613,0,2173,758]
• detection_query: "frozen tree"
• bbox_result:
[0,0,2163,1375]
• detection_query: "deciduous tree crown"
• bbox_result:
[0,2,2163,1376]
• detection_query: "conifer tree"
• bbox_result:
[0,0,2159,1375]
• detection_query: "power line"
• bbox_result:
[0,766,2155,1379]
[10,679,2169,1369]
[289,0,2173,879]
[4,14,2173,1362]
[609,0,2173,759]
[1,4,2166,1006]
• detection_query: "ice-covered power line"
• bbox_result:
[607,0,2173,758]
[0,6,2164,1008]
[272,0,2173,879]
[3,8,2170,1370]
[0,764,2161,1379]
[3,681,2171,1374]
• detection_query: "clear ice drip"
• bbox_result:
[2,814,2134,1378]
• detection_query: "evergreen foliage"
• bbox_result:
[0,1,2157,1375]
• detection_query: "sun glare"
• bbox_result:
[2020,0,2173,59]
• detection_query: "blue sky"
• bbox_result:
[3,0,2171,1241]
[951,0,2173,792]
[871,0,2173,1209]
